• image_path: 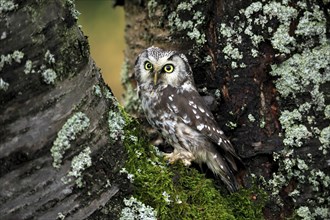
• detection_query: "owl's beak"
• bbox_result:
[153,66,161,85]
[153,72,159,85]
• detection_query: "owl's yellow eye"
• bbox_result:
[144,61,153,70]
[163,64,174,73]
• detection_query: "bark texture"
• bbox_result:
[0,1,130,219]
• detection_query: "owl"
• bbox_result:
[134,46,241,192]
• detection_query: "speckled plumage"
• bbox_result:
[134,46,241,192]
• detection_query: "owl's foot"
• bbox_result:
[164,151,195,166]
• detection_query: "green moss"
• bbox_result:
[120,108,266,220]
[50,112,90,168]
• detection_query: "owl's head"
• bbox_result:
[134,46,193,88]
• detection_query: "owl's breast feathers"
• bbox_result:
[152,84,241,170]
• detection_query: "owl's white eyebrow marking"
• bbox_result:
[196,124,204,131]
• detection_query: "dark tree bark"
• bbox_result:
[123,0,330,219]
[0,1,130,219]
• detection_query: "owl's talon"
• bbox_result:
[163,152,194,166]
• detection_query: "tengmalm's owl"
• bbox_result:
[135,46,241,192]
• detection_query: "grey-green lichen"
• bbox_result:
[57,212,66,220]
[0,0,17,13]
[44,50,55,64]
[219,1,301,69]
[324,105,330,119]
[41,68,57,85]
[51,112,90,168]
[108,110,126,144]
[67,147,92,187]
[120,196,157,220]
[168,0,207,47]
[93,84,102,97]
[0,50,24,71]
[1,31,6,40]
[270,42,330,109]
[0,78,9,91]
[66,0,80,20]
[248,114,256,122]
[319,126,330,154]
[24,60,33,74]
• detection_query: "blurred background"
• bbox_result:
[76,1,125,101]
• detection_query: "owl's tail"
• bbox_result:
[205,150,239,192]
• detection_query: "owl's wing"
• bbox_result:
[162,85,240,170]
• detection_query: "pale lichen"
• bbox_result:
[24,60,33,74]
[270,43,330,108]
[44,50,55,64]
[0,50,24,71]
[66,0,80,20]
[120,196,157,220]
[50,112,90,168]
[319,126,330,155]
[0,78,9,91]
[0,0,17,13]
[67,147,92,187]
[168,0,206,47]
[248,114,256,122]
[41,68,57,85]
[93,84,102,97]
[108,110,126,144]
